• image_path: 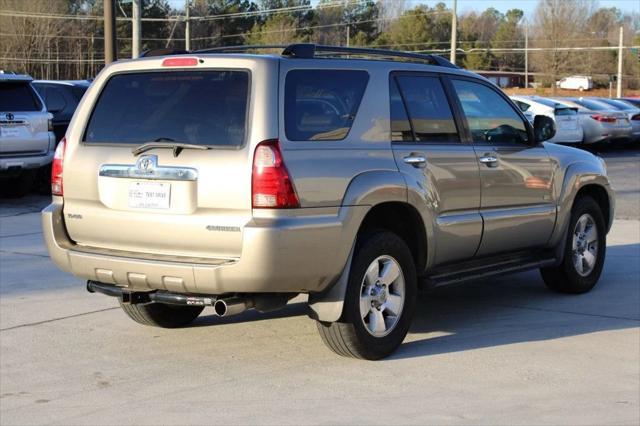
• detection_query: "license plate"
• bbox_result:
[0,127,20,138]
[558,119,576,130]
[617,119,628,127]
[128,182,170,209]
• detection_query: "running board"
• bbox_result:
[423,251,557,288]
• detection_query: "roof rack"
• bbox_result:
[284,44,459,68]
[141,44,459,69]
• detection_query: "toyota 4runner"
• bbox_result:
[42,45,615,359]
[1,73,56,196]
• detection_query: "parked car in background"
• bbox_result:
[0,73,55,196]
[511,95,583,144]
[33,80,90,144]
[556,75,593,91]
[552,97,632,146]
[589,97,640,142]
[43,44,614,360]
[616,97,640,108]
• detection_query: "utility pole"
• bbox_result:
[185,0,191,51]
[524,22,529,88]
[617,26,623,98]
[346,25,350,47]
[450,0,457,64]
[104,0,117,64]
[132,0,141,58]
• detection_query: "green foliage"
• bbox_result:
[246,12,305,45]
[373,3,451,51]
[1,0,638,86]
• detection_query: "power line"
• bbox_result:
[0,0,369,23]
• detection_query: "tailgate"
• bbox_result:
[61,57,278,259]
[0,81,50,155]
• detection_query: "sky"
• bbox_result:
[432,0,640,17]
[167,0,640,18]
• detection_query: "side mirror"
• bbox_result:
[534,115,556,143]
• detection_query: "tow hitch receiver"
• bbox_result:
[86,281,216,306]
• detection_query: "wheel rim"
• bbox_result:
[359,255,405,337]
[572,213,599,277]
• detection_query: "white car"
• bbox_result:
[556,75,593,91]
[511,96,583,144]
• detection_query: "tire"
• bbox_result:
[119,301,204,328]
[316,230,417,360]
[541,196,606,294]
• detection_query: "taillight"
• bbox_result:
[162,57,198,67]
[48,118,53,132]
[51,138,66,196]
[591,114,616,123]
[252,140,299,208]
[631,114,640,121]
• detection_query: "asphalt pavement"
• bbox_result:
[0,149,638,425]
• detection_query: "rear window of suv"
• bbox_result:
[84,71,249,147]
[284,70,368,141]
[0,82,42,111]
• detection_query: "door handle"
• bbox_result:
[403,155,426,168]
[479,154,499,167]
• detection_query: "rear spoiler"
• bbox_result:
[554,105,578,114]
[0,74,33,83]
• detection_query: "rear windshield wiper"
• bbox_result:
[132,138,211,157]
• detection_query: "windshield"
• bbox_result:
[571,98,612,111]
[595,98,636,111]
[84,71,249,147]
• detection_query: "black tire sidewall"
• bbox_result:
[343,231,417,358]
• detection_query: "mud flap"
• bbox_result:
[307,244,355,323]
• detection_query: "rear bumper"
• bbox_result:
[42,199,365,295]
[0,132,55,172]
[0,151,53,172]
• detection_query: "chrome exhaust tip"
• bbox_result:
[213,297,254,317]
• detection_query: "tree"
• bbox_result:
[374,3,451,51]
[492,9,524,71]
[0,0,68,77]
[185,0,259,49]
[532,0,594,92]
[246,13,305,45]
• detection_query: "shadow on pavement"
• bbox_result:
[182,243,639,359]
[393,243,639,360]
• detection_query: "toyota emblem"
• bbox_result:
[136,155,157,173]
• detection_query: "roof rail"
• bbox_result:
[283,44,459,68]
[142,43,459,69]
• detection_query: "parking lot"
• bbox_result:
[0,147,638,425]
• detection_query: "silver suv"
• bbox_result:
[42,45,615,359]
[1,73,56,196]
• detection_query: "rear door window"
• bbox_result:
[46,86,68,113]
[389,78,413,142]
[84,71,249,147]
[392,75,459,143]
[451,79,528,145]
[284,70,368,141]
[0,82,42,111]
